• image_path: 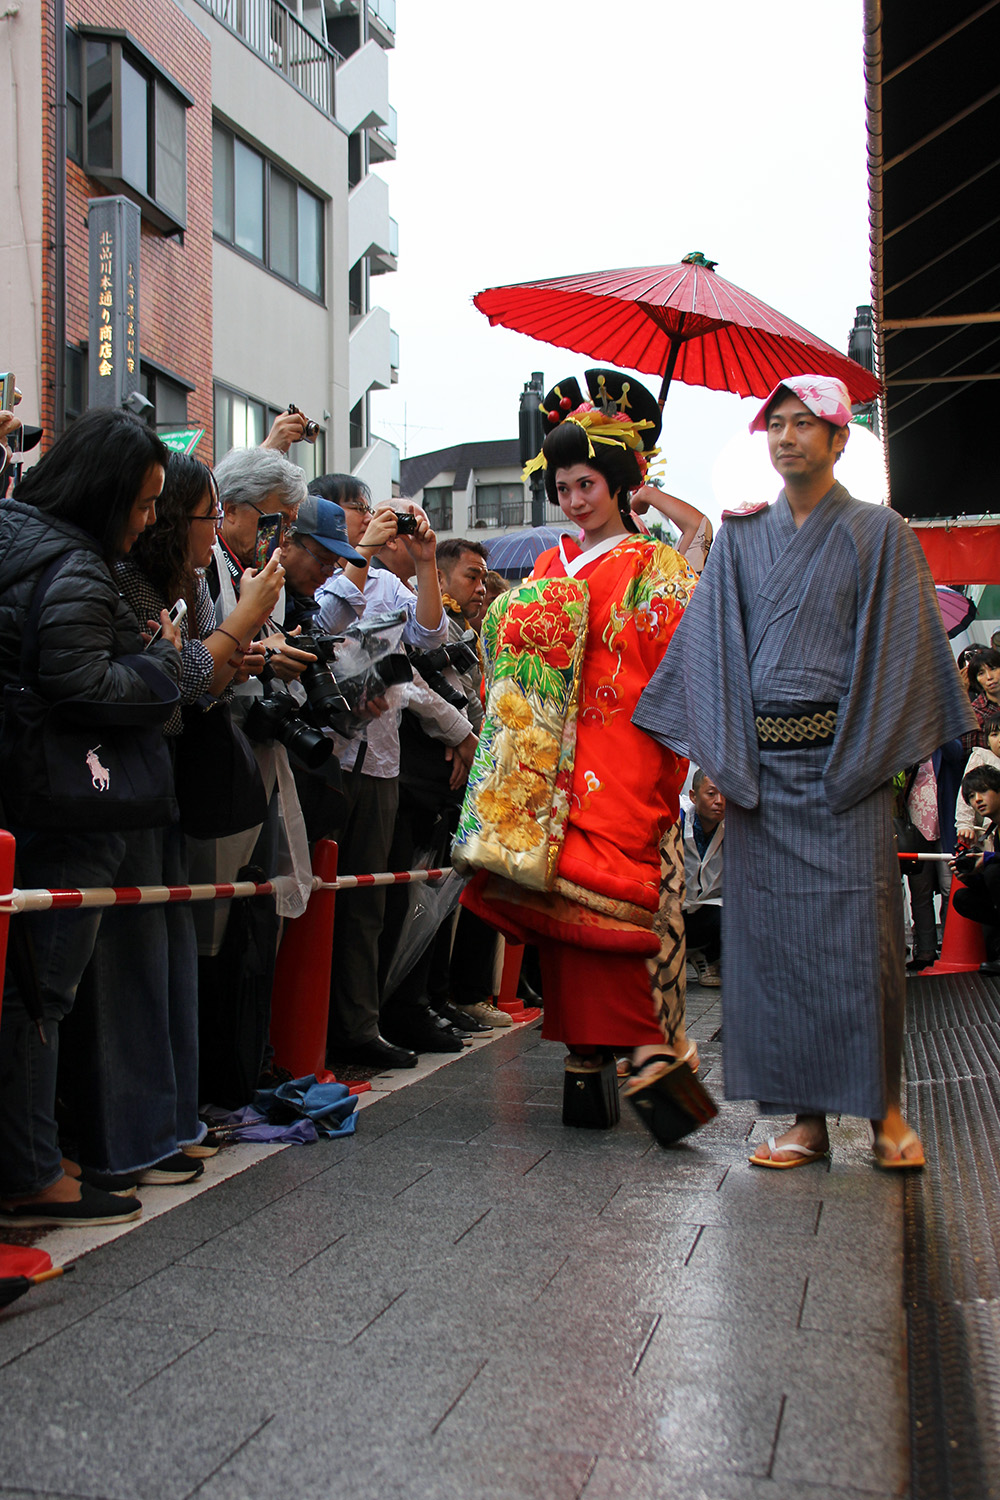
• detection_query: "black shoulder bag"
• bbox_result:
[172,694,267,839]
[0,557,180,831]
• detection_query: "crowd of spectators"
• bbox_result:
[0,408,520,1230]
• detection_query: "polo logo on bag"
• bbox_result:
[86,746,110,791]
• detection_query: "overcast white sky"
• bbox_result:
[368,0,872,525]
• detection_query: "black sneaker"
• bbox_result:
[136,1153,205,1186]
[81,1168,139,1197]
[0,1181,143,1228]
[436,1000,492,1034]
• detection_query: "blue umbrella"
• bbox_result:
[484,525,578,580]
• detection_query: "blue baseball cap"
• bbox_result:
[289,495,365,564]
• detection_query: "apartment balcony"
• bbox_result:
[369,103,397,163]
[367,0,396,48]
[371,217,398,276]
[195,0,341,116]
[348,303,392,410]
[348,172,395,272]
[335,38,389,135]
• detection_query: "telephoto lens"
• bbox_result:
[243,694,333,769]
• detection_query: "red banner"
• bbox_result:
[911,526,1000,586]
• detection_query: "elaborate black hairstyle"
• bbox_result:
[537,369,662,531]
[15,407,170,562]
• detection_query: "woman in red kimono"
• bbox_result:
[457,371,714,1143]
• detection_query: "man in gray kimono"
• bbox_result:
[634,375,976,1170]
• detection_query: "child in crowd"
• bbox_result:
[951,765,1000,975]
[956,710,1000,842]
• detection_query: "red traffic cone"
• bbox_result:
[923,879,985,975]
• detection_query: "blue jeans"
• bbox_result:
[60,822,202,1174]
[0,827,126,1198]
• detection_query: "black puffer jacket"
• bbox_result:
[0,499,182,703]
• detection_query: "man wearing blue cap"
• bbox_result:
[280,495,365,633]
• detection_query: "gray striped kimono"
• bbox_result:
[633,484,977,1116]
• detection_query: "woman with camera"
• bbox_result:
[58,455,285,1189]
[0,408,183,1227]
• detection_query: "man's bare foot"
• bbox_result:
[1,1172,82,1209]
[871,1104,925,1168]
[751,1113,830,1165]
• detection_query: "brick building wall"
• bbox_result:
[40,0,213,452]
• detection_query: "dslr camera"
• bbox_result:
[408,631,479,712]
[295,609,413,738]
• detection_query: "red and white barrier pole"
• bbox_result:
[0,829,15,1032]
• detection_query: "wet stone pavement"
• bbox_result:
[0,989,908,1500]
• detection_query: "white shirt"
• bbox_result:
[315,568,447,778]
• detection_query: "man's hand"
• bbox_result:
[358,505,402,553]
[261,625,317,682]
[397,501,437,564]
[261,409,309,452]
[233,642,267,683]
[445,732,478,790]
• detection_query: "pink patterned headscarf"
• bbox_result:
[748,375,853,434]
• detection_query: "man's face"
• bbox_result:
[766,396,847,483]
[220,488,300,566]
[693,775,725,826]
[970,788,1000,820]
[440,550,488,613]
[341,495,374,547]
[281,535,338,597]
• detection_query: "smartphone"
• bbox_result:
[145,598,188,648]
[255,513,284,569]
[0,373,14,411]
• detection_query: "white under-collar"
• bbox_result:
[558,531,631,577]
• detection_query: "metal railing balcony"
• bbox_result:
[196,0,341,117]
[368,0,396,34]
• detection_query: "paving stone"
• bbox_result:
[0,1024,912,1500]
[0,1279,121,1370]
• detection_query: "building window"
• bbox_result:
[422,487,453,531]
[68,27,191,234]
[212,123,325,300]
[141,365,191,429]
[213,381,326,479]
[473,484,525,529]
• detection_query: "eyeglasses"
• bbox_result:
[245,500,292,540]
[293,535,338,571]
[342,501,374,516]
[191,508,224,526]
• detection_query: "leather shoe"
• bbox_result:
[337,1035,419,1069]
[436,1000,491,1034]
[382,1006,468,1054]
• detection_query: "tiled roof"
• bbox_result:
[400,439,521,497]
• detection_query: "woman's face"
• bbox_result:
[187,486,221,571]
[121,463,165,554]
[554,463,621,543]
[977,661,1000,700]
[988,727,1000,759]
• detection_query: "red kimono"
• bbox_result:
[461,531,694,1048]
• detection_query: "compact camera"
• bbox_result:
[287,403,320,442]
[394,511,419,536]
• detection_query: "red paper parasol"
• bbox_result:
[474,254,882,409]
